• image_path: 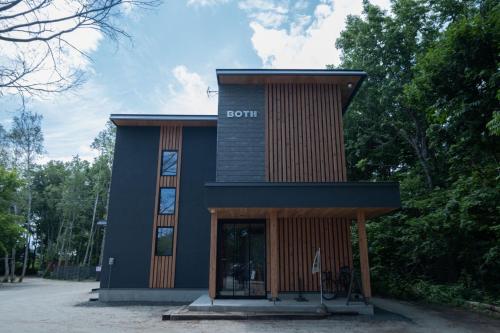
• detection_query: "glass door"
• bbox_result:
[217,220,266,298]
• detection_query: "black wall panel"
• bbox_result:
[174,127,217,288]
[100,126,159,289]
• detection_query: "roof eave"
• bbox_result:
[216,68,367,84]
[109,114,218,127]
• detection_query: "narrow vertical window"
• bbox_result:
[156,227,174,256]
[161,150,178,176]
[159,188,176,215]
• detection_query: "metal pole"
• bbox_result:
[107,263,112,289]
[98,227,106,266]
[319,248,323,305]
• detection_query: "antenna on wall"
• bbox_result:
[207,86,218,98]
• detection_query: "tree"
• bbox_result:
[400,0,500,290]
[0,125,11,167]
[82,121,115,267]
[8,109,44,282]
[26,121,115,277]
[31,161,68,273]
[0,166,23,283]
[0,0,161,101]
[55,156,93,271]
[335,0,500,302]
[405,0,499,183]
[335,0,448,188]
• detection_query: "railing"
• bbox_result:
[49,266,96,281]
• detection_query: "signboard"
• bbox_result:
[226,110,258,118]
[312,248,321,273]
[312,248,323,304]
[96,266,101,272]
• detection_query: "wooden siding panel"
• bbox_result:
[149,126,182,288]
[265,83,352,292]
[265,83,347,179]
[274,218,352,292]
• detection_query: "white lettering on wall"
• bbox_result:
[226,110,259,118]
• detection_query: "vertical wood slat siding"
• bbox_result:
[149,126,182,288]
[275,218,352,292]
[266,84,346,182]
[266,83,346,182]
[265,84,352,292]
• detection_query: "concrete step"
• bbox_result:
[188,295,374,315]
[163,306,329,321]
[189,303,327,313]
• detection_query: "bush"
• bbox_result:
[373,271,499,306]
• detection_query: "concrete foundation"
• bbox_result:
[98,288,207,302]
[189,294,374,315]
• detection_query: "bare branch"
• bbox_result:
[0,1,22,13]
[0,0,161,101]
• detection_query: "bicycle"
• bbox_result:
[321,266,352,300]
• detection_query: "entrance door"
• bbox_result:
[217,220,266,298]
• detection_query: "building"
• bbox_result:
[99,69,401,308]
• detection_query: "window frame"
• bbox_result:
[155,226,174,256]
[161,150,178,176]
[158,187,176,215]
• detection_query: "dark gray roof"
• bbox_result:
[110,114,217,121]
[109,114,218,126]
[216,68,367,83]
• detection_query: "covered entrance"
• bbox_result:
[206,182,401,303]
[217,220,266,298]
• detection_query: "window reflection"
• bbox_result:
[161,151,177,176]
[159,188,176,215]
[156,227,173,256]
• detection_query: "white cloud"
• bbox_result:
[246,0,392,68]
[33,80,128,162]
[187,0,229,7]
[32,65,217,162]
[160,65,217,115]
[239,0,289,28]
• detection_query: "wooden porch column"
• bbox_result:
[209,210,218,301]
[357,210,372,299]
[269,210,279,300]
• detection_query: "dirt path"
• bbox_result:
[1,278,499,333]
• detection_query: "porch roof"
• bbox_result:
[205,182,401,219]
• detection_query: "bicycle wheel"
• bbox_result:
[321,272,337,300]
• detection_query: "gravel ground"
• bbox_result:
[1,278,499,333]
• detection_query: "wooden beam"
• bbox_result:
[209,210,218,300]
[269,210,279,300]
[357,210,372,299]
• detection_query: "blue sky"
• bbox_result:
[0,0,390,162]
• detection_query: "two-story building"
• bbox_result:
[99,69,400,312]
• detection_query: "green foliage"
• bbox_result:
[0,167,24,254]
[487,111,500,135]
[0,125,11,168]
[336,0,500,304]
[373,274,489,306]
[8,110,44,173]
[0,111,115,273]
